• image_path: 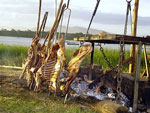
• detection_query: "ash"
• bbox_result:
[69,74,131,107]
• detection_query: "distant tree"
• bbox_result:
[0,29,93,40]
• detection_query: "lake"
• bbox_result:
[0,36,132,50]
[0,36,33,46]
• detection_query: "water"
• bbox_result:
[0,36,79,48]
[0,36,33,46]
[0,36,135,50]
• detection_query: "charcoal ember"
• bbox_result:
[100,86,115,94]
[59,71,67,79]
[86,90,109,100]
[107,93,115,99]
[82,75,88,81]
[100,85,107,94]
[119,92,131,107]
[88,81,97,89]
[107,87,114,93]
[88,77,101,89]
[70,76,132,106]
[70,77,89,94]
[100,87,116,99]
[100,87,131,107]
[70,77,111,100]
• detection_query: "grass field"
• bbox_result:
[0,68,95,113]
[0,44,28,66]
[0,44,148,112]
[0,44,146,71]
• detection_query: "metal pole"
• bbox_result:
[89,42,94,80]
[124,0,131,35]
[129,0,139,74]
[85,0,101,37]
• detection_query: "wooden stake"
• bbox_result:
[36,0,42,37]
[133,41,142,112]
[0,65,23,70]
[129,0,139,74]
[143,45,149,78]
[46,0,64,52]
[38,12,48,37]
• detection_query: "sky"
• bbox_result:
[0,0,150,36]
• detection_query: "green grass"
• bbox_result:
[93,48,146,72]
[0,89,94,113]
[0,44,148,112]
[0,44,28,66]
[65,46,146,72]
[0,44,147,71]
[0,67,95,113]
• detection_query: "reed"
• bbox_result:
[0,44,146,71]
[93,48,145,71]
[0,44,28,66]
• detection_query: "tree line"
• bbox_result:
[0,29,92,40]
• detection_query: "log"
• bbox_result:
[0,65,23,70]
[75,95,128,113]
[91,100,128,113]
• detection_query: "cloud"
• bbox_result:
[0,0,54,15]
[138,17,150,26]
[0,0,150,31]
[71,8,150,26]
[0,0,56,30]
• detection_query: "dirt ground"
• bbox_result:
[0,67,95,113]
